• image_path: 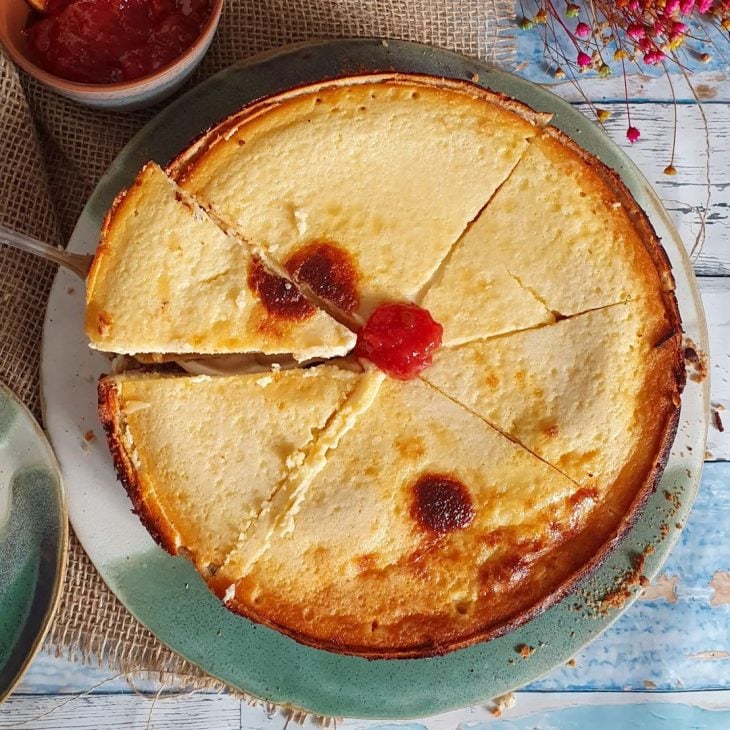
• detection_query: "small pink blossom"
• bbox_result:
[575,22,591,38]
[643,50,665,64]
[680,0,696,13]
[627,23,646,39]
[577,51,592,67]
[665,0,681,14]
[672,21,688,33]
[627,126,641,143]
[697,0,713,11]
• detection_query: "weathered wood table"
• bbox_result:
[0,57,728,730]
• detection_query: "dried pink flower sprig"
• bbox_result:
[520,0,730,145]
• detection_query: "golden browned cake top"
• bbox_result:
[86,163,354,360]
[424,295,683,494]
[422,130,674,346]
[176,76,545,321]
[95,74,684,659]
[221,378,606,656]
[98,365,374,573]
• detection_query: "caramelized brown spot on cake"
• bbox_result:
[483,372,500,389]
[568,486,599,510]
[411,474,474,535]
[285,241,360,313]
[394,434,426,460]
[97,310,113,335]
[542,423,559,438]
[247,258,315,321]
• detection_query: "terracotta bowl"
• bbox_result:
[0,0,223,111]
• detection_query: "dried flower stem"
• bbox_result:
[521,0,728,154]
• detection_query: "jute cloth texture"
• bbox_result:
[0,0,516,688]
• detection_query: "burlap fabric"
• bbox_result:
[0,1,516,688]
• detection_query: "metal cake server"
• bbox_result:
[0,224,92,279]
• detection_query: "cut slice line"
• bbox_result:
[86,163,355,362]
[418,376,582,488]
[505,269,561,320]
[414,129,548,308]
[211,370,385,590]
[163,171,362,333]
[432,297,635,357]
[174,76,551,321]
[97,366,370,575]
[421,295,683,495]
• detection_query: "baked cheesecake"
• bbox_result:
[423,295,683,492]
[86,163,354,360]
[92,73,684,659]
[422,128,674,346]
[217,377,605,657]
[174,76,548,321]
[98,365,376,573]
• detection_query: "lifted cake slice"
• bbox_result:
[423,295,683,498]
[215,377,609,658]
[86,163,354,360]
[98,365,374,574]
[421,129,674,346]
[176,76,545,321]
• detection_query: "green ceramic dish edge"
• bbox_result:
[0,382,67,704]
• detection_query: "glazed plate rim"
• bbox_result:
[0,380,68,704]
[39,39,709,720]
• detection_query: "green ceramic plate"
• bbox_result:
[40,39,709,719]
[0,381,67,703]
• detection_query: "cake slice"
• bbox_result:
[423,295,683,495]
[421,260,556,347]
[176,76,546,321]
[98,365,374,574]
[421,129,674,346]
[86,163,354,360]
[216,378,609,657]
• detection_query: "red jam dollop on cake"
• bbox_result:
[25,0,214,84]
[355,302,443,380]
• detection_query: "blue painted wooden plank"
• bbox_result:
[3,692,730,728]
[386,703,730,729]
[14,652,162,694]
[528,461,730,691]
[515,0,729,85]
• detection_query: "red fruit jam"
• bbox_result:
[355,303,443,380]
[25,0,214,85]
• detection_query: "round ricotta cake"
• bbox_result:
[90,74,684,658]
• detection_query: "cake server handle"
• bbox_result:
[0,224,93,279]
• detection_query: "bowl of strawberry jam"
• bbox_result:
[0,0,223,110]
